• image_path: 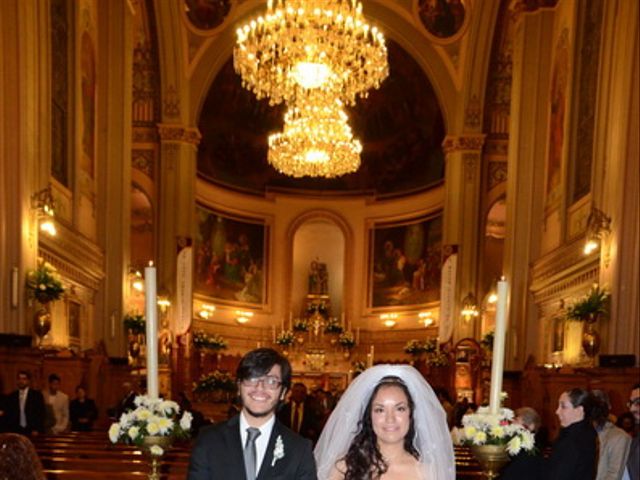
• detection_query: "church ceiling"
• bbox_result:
[196,41,445,197]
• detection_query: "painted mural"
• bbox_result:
[546,28,570,212]
[195,206,267,305]
[184,0,231,30]
[418,0,466,39]
[369,214,442,308]
[51,0,70,187]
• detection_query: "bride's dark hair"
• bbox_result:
[341,375,420,480]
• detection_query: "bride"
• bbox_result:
[314,365,455,480]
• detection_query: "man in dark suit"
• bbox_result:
[5,370,46,435]
[278,383,322,444]
[188,348,317,480]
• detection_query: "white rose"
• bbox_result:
[108,423,121,443]
[149,445,164,456]
[180,412,193,431]
[128,426,140,440]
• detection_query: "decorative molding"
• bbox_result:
[157,124,202,145]
[132,127,159,144]
[163,85,180,118]
[464,94,482,129]
[488,161,508,189]
[463,153,479,182]
[529,238,599,304]
[484,137,509,156]
[132,149,155,178]
[442,134,486,154]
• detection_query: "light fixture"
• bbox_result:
[233,0,388,107]
[461,293,479,322]
[583,207,611,255]
[235,310,254,324]
[268,92,362,177]
[157,297,171,313]
[419,311,434,327]
[129,269,144,292]
[487,293,498,304]
[380,313,398,328]
[31,185,57,236]
[198,304,216,319]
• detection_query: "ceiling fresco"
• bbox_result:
[197,41,445,197]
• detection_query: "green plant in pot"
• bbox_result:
[566,285,610,359]
[566,286,609,323]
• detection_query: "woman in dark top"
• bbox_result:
[69,386,98,432]
[547,388,597,480]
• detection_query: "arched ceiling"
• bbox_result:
[196,40,445,197]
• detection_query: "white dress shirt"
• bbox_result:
[45,390,69,434]
[240,411,276,476]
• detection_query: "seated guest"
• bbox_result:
[500,407,545,480]
[616,412,636,436]
[44,373,69,434]
[5,371,45,435]
[0,432,45,480]
[592,389,632,480]
[625,383,639,480]
[547,388,598,480]
[69,385,98,432]
[177,391,208,437]
[109,380,138,420]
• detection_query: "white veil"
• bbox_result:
[314,365,455,480]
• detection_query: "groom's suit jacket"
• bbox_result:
[187,414,317,480]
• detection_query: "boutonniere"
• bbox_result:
[271,435,285,466]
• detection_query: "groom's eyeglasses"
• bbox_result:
[242,376,282,390]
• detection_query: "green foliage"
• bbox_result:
[293,319,308,332]
[566,286,610,322]
[124,313,146,335]
[324,317,344,334]
[192,330,228,350]
[193,370,236,393]
[275,330,295,346]
[26,261,65,303]
[338,331,356,348]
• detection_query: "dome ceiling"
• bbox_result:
[197,41,445,197]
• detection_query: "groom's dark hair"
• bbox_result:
[236,348,292,392]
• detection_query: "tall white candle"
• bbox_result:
[489,277,508,414]
[145,262,159,399]
[370,344,375,365]
[289,311,293,330]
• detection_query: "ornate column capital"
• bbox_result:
[442,134,486,154]
[157,123,202,145]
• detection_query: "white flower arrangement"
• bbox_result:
[271,435,285,466]
[460,407,535,456]
[108,394,192,448]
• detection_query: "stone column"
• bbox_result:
[442,134,485,342]
[503,8,554,370]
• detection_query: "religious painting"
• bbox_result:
[545,28,570,212]
[80,30,96,178]
[195,205,267,306]
[50,0,70,187]
[369,214,442,308]
[417,0,466,39]
[184,0,231,31]
[68,300,81,340]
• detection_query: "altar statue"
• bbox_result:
[308,259,329,295]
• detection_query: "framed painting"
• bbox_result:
[368,214,442,308]
[552,316,565,353]
[68,300,81,340]
[195,205,268,306]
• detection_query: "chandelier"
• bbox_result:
[268,93,362,177]
[233,0,388,106]
[234,0,388,178]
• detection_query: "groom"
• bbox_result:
[188,348,317,479]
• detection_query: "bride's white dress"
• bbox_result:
[314,365,456,480]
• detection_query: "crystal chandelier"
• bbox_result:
[233,0,389,106]
[268,92,362,177]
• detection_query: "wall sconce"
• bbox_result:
[418,311,434,327]
[157,296,171,313]
[198,304,216,319]
[31,185,57,236]
[129,268,144,292]
[583,207,611,255]
[235,310,254,324]
[487,292,498,304]
[461,293,479,322]
[380,313,398,328]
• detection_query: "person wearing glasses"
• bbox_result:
[188,347,317,480]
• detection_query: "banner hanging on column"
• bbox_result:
[175,241,193,336]
[439,246,458,343]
